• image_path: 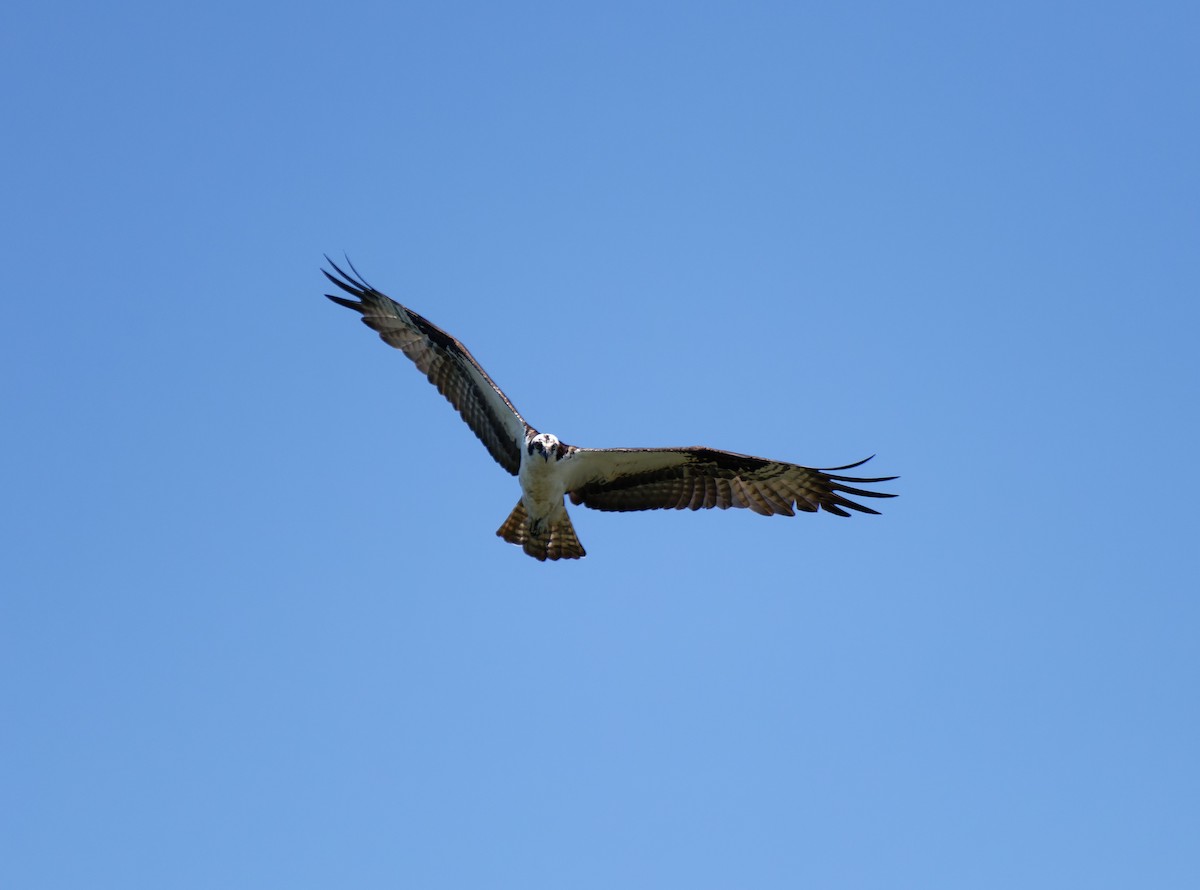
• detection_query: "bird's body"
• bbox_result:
[505,432,585,560]
[323,260,897,560]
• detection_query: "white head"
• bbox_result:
[527,432,562,461]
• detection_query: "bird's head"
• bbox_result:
[528,432,562,461]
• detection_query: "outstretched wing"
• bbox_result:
[323,259,530,475]
[564,448,896,516]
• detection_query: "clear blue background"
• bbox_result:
[3,2,1197,887]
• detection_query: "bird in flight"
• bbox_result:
[324,259,897,561]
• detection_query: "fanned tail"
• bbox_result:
[496,500,586,561]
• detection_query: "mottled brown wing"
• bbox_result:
[323,259,530,475]
[566,448,896,517]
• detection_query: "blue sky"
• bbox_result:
[3,2,1198,887]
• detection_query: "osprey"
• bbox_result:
[324,260,897,561]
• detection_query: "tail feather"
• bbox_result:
[496,500,586,561]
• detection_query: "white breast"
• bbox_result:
[518,446,573,518]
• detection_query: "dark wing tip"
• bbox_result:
[324,254,373,288]
[322,255,377,311]
[819,456,899,493]
[820,454,882,473]
[826,476,899,493]
[325,293,363,312]
[814,455,899,515]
